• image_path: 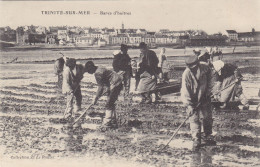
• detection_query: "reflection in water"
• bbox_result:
[64,124,84,152]
[190,149,212,167]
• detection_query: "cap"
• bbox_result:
[85,61,95,72]
[139,42,147,49]
[185,56,198,67]
[120,44,128,50]
[65,58,76,68]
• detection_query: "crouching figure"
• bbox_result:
[85,61,123,130]
[211,60,249,110]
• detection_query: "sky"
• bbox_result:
[0,0,259,34]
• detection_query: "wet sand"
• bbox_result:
[0,52,260,167]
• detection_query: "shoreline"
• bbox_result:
[3,50,260,65]
[1,44,259,52]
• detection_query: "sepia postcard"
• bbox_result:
[0,0,260,167]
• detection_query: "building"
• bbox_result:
[75,36,94,46]
[57,29,68,40]
[106,29,117,36]
[238,32,255,42]
[166,36,177,44]
[225,30,238,41]
[68,34,82,43]
[136,29,147,35]
[189,35,227,46]
[101,34,111,45]
[46,34,57,44]
[97,39,106,47]
[35,26,46,34]
[155,35,167,44]
[16,29,29,44]
[125,29,137,35]
[110,34,128,45]
[90,32,102,39]
[116,29,127,34]
[142,34,156,44]
[237,29,260,42]
[128,34,142,45]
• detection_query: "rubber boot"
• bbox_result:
[102,110,113,127]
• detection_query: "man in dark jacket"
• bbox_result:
[137,42,159,103]
[112,44,132,99]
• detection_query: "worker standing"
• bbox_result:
[181,55,215,151]
[112,44,132,100]
[62,58,85,119]
[137,42,160,104]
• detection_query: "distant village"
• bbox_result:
[0,23,259,48]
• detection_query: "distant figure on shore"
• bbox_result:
[85,61,123,130]
[211,60,249,109]
[211,46,223,62]
[54,54,69,89]
[112,44,132,100]
[137,42,160,104]
[157,48,169,82]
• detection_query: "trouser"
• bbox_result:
[64,87,82,117]
[118,70,131,97]
[103,83,123,126]
[188,101,213,144]
[57,73,63,89]
[135,71,141,90]
[235,84,249,106]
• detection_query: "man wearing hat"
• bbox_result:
[85,61,123,130]
[211,60,249,109]
[112,44,132,99]
[181,55,215,151]
[62,58,85,119]
[137,42,160,104]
